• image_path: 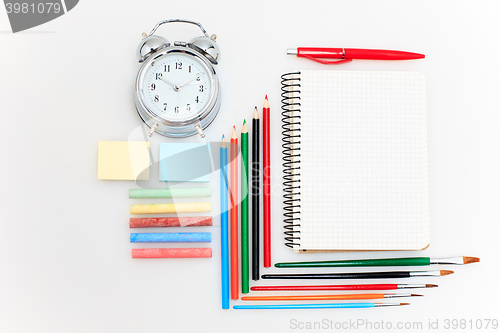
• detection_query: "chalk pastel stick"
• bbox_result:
[132,248,212,258]
[130,202,211,214]
[129,188,212,199]
[130,232,211,243]
[129,216,213,228]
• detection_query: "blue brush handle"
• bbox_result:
[130,232,211,243]
[233,303,376,310]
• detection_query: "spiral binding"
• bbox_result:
[281,72,302,248]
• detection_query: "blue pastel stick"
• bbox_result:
[220,137,230,309]
[233,303,377,310]
[130,232,211,243]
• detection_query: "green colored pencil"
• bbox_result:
[241,120,249,293]
[274,256,480,268]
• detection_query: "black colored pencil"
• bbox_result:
[251,107,260,280]
[261,270,454,280]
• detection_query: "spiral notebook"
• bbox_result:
[281,70,429,252]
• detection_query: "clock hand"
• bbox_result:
[159,76,181,91]
[178,74,202,88]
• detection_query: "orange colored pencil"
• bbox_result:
[230,126,239,300]
[241,293,421,301]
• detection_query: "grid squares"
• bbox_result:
[297,71,429,251]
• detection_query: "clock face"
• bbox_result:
[141,52,212,121]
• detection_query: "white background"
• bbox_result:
[1,1,499,332]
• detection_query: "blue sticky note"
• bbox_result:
[159,143,211,182]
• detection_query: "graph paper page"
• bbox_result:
[298,70,429,251]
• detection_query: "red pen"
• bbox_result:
[287,47,424,64]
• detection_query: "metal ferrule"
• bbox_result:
[398,284,427,289]
[374,303,402,307]
[409,271,441,277]
[384,293,411,298]
[430,257,463,265]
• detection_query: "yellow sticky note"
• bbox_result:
[98,141,150,180]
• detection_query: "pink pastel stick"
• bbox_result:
[129,216,213,228]
[132,248,212,258]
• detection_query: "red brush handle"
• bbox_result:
[251,284,399,291]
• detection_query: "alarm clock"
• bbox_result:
[135,19,221,138]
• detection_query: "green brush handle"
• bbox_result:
[275,257,431,268]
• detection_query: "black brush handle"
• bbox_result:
[261,271,412,279]
[251,117,260,280]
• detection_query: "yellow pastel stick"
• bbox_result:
[130,202,211,214]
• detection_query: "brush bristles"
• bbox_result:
[400,303,410,306]
[411,294,424,297]
[440,270,454,276]
[463,256,480,264]
[425,284,438,288]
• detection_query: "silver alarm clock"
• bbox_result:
[135,19,221,138]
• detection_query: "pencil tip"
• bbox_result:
[440,270,454,276]
[265,94,268,100]
[243,119,246,125]
[253,107,259,119]
[463,256,480,264]
[425,284,438,288]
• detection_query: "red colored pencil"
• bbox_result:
[250,284,438,291]
[263,96,271,267]
[230,126,239,299]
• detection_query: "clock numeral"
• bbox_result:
[195,96,200,103]
[199,85,204,92]
[154,95,159,102]
[186,104,191,111]
[150,83,156,91]
[196,75,201,81]
[174,106,179,114]
[176,62,182,70]
[156,73,163,80]
[163,103,168,111]
[164,65,170,72]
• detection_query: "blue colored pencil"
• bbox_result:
[220,136,230,309]
[233,303,408,310]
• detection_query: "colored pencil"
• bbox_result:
[275,256,480,268]
[234,303,409,310]
[250,284,438,291]
[241,293,421,301]
[261,270,454,280]
[263,95,271,267]
[220,136,229,309]
[230,126,239,299]
[241,120,249,294]
[251,107,260,280]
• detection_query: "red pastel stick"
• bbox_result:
[230,126,239,299]
[132,248,212,258]
[129,216,213,228]
[263,96,271,267]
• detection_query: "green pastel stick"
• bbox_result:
[241,120,249,294]
[275,257,432,268]
[129,187,211,199]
